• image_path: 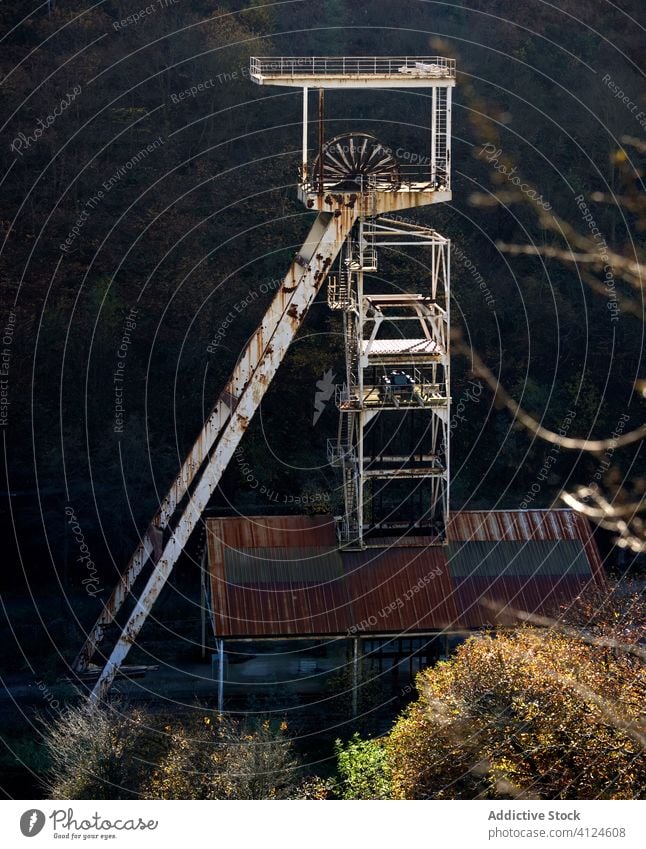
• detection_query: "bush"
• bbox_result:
[42,703,152,799]
[335,733,391,799]
[41,704,306,800]
[386,628,645,799]
[145,715,303,800]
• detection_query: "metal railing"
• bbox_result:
[335,383,360,409]
[302,172,391,195]
[300,165,450,194]
[251,56,455,79]
[327,439,356,466]
[393,164,450,190]
[327,276,356,309]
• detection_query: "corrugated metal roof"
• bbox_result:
[216,580,352,637]
[208,516,351,637]
[207,514,336,550]
[344,547,458,633]
[447,540,591,577]
[206,510,605,638]
[224,547,344,583]
[451,574,597,629]
[448,509,581,541]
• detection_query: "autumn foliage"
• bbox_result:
[145,714,300,800]
[43,705,302,800]
[386,627,645,799]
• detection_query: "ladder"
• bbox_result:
[76,206,359,703]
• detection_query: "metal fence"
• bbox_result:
[250,56,456,79]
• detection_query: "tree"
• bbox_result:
[460,119,646,554]
[385,627,645,799]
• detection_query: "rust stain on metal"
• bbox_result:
[206,516,347,637]
[346,546,457,632]
[451,574,598,629]
[287,305,299,319]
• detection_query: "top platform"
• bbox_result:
[250,56,456,88]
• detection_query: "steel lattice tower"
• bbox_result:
[253,57,455,547]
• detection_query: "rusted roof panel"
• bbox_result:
[216,579,352,637]
[448,509,583,542]
[344,546,458,632]
[207,514,336,550]
[451,574,598,629]
[208,516,350,636]
[448,510,605,588]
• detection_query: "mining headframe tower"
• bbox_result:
[72,58,603,707]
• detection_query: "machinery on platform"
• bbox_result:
[73,55,456,702]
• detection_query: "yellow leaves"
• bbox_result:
[384,626,645,799]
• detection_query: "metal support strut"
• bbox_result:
[79,205,358,703]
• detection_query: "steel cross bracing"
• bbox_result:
[327,218,450,548]
[77,205,358,701]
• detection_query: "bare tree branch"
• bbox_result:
[452,330,646,452]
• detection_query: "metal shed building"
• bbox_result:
[205,510,604,709]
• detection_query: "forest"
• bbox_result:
[0,0,644,802]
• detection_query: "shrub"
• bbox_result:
[42,703,151,799]
[386,628,645,799]
[335,733,391,799]
[145,715,302,800]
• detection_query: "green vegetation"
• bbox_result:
[337,585,646,800]
[335,734,391,800]
[385,628,645,799]
[40,618,645,800]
